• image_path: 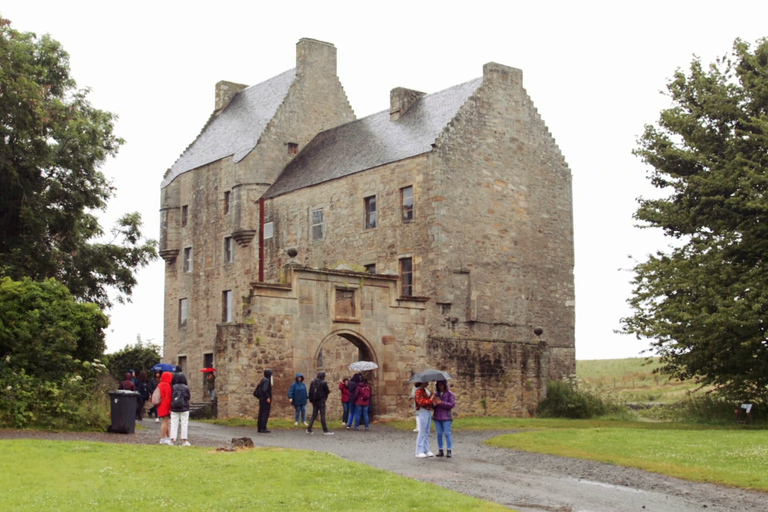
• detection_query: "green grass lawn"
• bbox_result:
[0,440,510,511]
[487,426,768,491]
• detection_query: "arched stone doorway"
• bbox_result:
[314,330,377,421]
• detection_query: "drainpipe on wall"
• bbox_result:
[259,198,265,282]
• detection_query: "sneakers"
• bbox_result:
[346,425,351,430]
[155,418,160,423]
[426,452,435,457]
[323,431,334,435]
[413,428,419,432]
[306,429,314,434]
[295,421,299,426]
[353,427,359,431]
[416,453,428,458]
[182,441,191,446]
[302,421,308,426]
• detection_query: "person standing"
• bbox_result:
[157,371,174,445]
[339,378,350,424]
[253,369,273,433]
[414,381,434,458]
[288,373,308,426]
[206,371,216,401]
[432,380,455,458]
[345,373,361,429]
[352,377,371,430]
[170,373,192,446]
[135,371,149,421]
[118,372,136,391]
[306,371,333,435]
[147,371,160,422]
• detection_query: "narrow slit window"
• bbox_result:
[364,196,377,229]
[224,236,234,264]
[401,186,413,221]
[224,191,231,214]
[222,290,233,323]
[183,247,193,273]
[179,298,188,328]
[400,257,413,297]
[181,205,188,227]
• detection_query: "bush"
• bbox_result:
[639,392,767,424]
[0,357,112,430]
[538,377,620,419]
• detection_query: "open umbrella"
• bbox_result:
[409,369,454,383]
[199,368,216,373]
[151,363,176,372]
[349,361,378,372]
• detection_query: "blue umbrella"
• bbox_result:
[151,363,176,372]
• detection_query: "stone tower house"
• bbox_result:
[160,39,575,420]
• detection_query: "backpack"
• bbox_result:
[360,385,371,401]
[308,379,320,402]
[172,386,188,409]
[151,387,161,405]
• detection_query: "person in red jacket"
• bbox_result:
[339,378,350,423]
[156,372,173,445]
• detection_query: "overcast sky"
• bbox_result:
[4,1,767,360]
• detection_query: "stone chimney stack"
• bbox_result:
[390,87,425,121]
[296,38,337,78]
[214,80,248,116]
[482,62,523,87]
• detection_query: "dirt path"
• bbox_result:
[2,421,765,512]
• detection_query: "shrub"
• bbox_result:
[639,391,767,424]
[538,377,620,419]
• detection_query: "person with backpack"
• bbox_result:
[156,371,174,445]
[253,369,273,433]
[432,380,455,458]
[306,371,333,435]
[135,371,149,421]
[345,373,361,429]
[169,372,191,446]
[288,373,308,426]
[351,377,371,430]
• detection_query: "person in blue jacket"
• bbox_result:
[288,373,308,426]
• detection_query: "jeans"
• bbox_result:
[347,404,358,427]
[307,401,328,432]
[353,404,369,429]
[434,419,452,450]
[170,411,189,441]
[342,401,350,423]
[294,404,306,422]
[416,409,431,455]
[208,389,216,401]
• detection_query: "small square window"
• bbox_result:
[400,257,413,297]
[179,298,188,328]
[401,186,413,221]
[224,236,234,264]
[311,208,324,241]
[183,247,193,273]
[181,205,188,227]
[364,263,376,274]
[222,290,233,323]
[224,191,231,214]
[364,196,377,229]
[287,142,298,155]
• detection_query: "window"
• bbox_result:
[364,195,377,229]
[183,247,193,272]
[287,142,298,155]
[401,186,413,221]
[311,208,324,241]
[224,191,231,214]
[364,263,376,274]
[178,356,187,376]
[264,221,274,240]
[224,236,234,264]
[179,298,188,328]
[400,257,413,297]
[222,290,233,323]
[181,205,188,227]
[336,289,356,318]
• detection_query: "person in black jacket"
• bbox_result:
[135,371,150,421]
[169,373,191,446]
[306,371,333,435]
[147,371,160,422]
[254,369,273,433]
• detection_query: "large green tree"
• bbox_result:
[622,38,768,400]
[0,17,156,307]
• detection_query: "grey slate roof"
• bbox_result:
[262,77,484,199]
[161,68,297,188]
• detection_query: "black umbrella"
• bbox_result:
[409,369,454,383]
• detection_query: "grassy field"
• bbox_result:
[576,357,706,403]
[0,440,510,512]
[487,426,768,491]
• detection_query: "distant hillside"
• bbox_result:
[576,358,705,403]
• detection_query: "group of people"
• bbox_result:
[412,380,455,458]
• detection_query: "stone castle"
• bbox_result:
[159,39,575,420]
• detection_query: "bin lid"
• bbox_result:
[109,390,140,396]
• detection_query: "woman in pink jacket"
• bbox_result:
[156,372,173,445]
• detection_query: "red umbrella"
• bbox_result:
[199,368,216,373]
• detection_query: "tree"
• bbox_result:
[105,336,161,382]
[0,276,108,380]
[0,17,156,308]
[622,38,768,401]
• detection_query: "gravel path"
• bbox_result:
[2,420,765,512]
